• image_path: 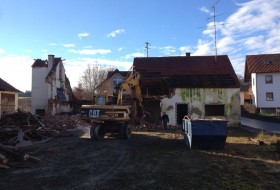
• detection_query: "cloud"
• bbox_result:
[196,0,280,75]
[118,47,124,51]
[64,58,132,87]
[123,52,145,59]
[48,43,56,46]
[0,54,33,91]
[69,48,111,55]
[63,44,75,48]
[0,49,5,54]
[107,29,125,38]
[159,46,177,55]
[193,39,213,56]
[77,32,90,39]
[179,46,193,55]
[199,6,211,14]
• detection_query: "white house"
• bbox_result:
[244,53,280,115]
[133,54,241,126]
[31,55,75,115]
[0,78,20,118]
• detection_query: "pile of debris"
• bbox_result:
[0,111,88,169]
[133,119,180,132]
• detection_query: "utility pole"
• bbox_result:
[145,42,151,57]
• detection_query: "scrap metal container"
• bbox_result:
[182,116,227,150]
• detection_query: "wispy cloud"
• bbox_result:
[199,6,211,15]
[159,46,177,55]
[107,29,125,38]
[118,47,124,51]
[63,44,75,48]
[48,43,57,46]
[70,48,111,55]
[123,52,144,59]
[77,32,90,39]
[0,49,5,54]
[194,0,280,75]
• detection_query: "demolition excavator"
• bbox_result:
[80,70,143,140]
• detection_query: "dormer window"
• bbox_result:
[112,75,123,88]
[264,59,271,65]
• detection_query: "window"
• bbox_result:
[266,92,274,101]
[205,105,225,116]
[265,75,273,84]
[112,75,123,88]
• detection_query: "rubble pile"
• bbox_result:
[0,111,88,169]
[133,119,180,132]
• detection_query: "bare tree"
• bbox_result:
[79,64,115,100]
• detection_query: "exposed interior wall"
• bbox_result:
[161,88,240,126]
[48,99,73,115]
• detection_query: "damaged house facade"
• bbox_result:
[244,53,280,115]
[31,55,75,115]
[0,78,21,118]
[133,53,241,126]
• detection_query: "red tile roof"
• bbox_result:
[0,78,21,92]
[244,53,280,82]
[133,55,239,93]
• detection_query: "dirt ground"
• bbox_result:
[1,126,280,190]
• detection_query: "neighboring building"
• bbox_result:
[99,69,130,95]
[240,82,252,105]
[98,69,131,104]
[244,53,280,115]
[0,78,21,118]
[133,53,241,126]
[18,97,31,112]
[31,55,75,115]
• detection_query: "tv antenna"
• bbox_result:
[212,0,220,62]
[145,42,151,57]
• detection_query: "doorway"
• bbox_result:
[176,103,188,124]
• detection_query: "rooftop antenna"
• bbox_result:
[145,42,151,57]
[212,0,220,62]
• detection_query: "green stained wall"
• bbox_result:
[174,88,240,126]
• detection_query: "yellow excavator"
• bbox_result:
[80,70,143,140]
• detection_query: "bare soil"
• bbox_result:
[1,126,280,190]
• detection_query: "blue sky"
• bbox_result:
[1,0,280,91]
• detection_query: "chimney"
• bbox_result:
[185,52,191,57]
[48,54,54,71]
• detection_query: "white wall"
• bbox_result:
[31,67,48,114]
[255,72,280,108]
[161,88,240,126]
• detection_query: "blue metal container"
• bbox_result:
[182,116,227,149]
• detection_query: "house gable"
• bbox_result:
[244,53,280,82]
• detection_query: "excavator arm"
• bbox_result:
[116,71,143,118]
